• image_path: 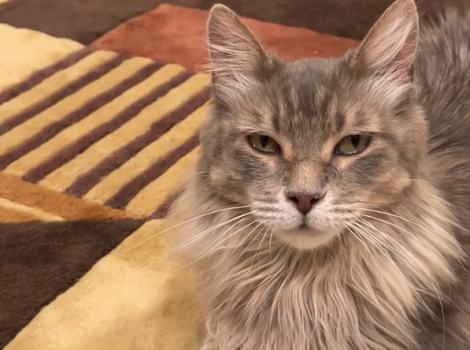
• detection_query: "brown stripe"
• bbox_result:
[0,56,136,171]
[0,47,92,106]
[0,218,145,349]
[0,172,137,220]
[105,133,200,210]
[0,55,125,139]
[65,87,207,198]
[23,70,193,184]
[0,0,18,11]
[148,188,183,220]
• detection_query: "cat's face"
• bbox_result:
[199,0,427,249]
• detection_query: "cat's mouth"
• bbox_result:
[297,221,309,230]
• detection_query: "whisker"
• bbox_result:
[358,218,430,279]
[236,225,268,264]
[352,220,430,309]
[349,223,383,262]
[350,222,422,310]
[142,212,254,269]
[360,214,416,237]
[118,205,251,257]
[176,219,260,271]
[358,207,436,232]
[257,226,270,256]
[200,216,254,254]
[357,218,442,312]
[229,220,267,259]
[247,226,271,274]
[268,227,275,258]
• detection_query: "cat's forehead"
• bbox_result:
[267,58,355,147]
[276,59,347,110]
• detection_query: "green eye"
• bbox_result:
[248,134,281,154]
[334,134,371,156]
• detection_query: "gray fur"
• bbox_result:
[169,0,470,349]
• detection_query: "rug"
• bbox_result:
[0,1,464,349]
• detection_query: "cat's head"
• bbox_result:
[197,0,428,249]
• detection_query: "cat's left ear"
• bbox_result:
[350,0,419,83]
[206,5,272,98]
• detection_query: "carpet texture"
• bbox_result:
[0,46,210,218]
[0,21,207,349]
[0,0,467,349]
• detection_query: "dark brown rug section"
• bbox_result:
[0,0,467,45]
[0,219,144,348]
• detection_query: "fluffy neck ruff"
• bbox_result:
[171,178,462,350]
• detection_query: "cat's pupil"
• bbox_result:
[351,135,361,148]
[260,135,269,148]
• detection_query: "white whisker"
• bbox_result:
[118,205,251,258]
[142,212,253,269]
[177,219,260,271]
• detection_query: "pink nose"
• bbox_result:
[286,193,324,214]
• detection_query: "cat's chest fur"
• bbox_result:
[184,207,459,350]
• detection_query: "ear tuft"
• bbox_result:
[351,0,419,83]
[206,4,270,97]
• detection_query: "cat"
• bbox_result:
[168,0,470,348]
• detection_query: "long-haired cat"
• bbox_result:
[168,0,470,348]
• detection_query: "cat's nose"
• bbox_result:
[286,192,324,215]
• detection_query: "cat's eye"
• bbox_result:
[248,134,281,155]
[334,134,371,156]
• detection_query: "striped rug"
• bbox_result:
[0,48,209,219]
[0,21,207,350]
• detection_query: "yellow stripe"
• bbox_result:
[0,52,132,158]
[4,220,203,350]
[126,147,200,216]
[4,61,181,177]
[0,51,116,122]
[40,74,210,193]
[0,24,83,91]
[84,102,209,204]
[0,197,63,221]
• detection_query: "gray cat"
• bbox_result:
[169,0,470,348]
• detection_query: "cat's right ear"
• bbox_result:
[206,5,271,98]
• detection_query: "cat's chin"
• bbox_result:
[276,228,338,250]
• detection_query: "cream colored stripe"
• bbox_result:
[0,197,63,221]
[126,147,200,216]
[4,220,203,350]
[0,24,82,90]
[40,74,210,192]
[4,61,182,177]
[0,206,41,223]
[0,52,128,158]
[85,102,208,204]
[0,52,116,122]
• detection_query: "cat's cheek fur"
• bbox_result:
[209,153,283,206]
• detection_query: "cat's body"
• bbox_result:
[169,1,470,349]
[413,9,470,349]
